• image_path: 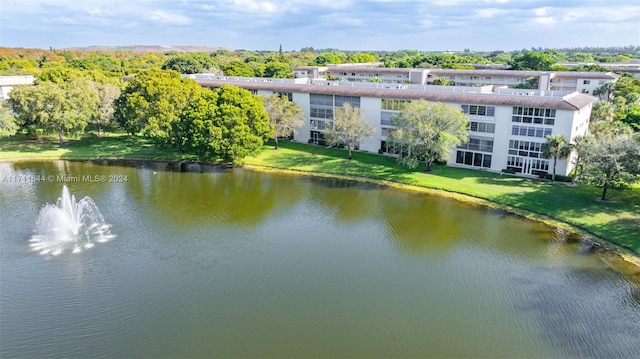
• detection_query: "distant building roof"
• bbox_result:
[193,77,597,111]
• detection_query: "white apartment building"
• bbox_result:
[190,75,596,177]
[0,75,35,99]
[293,65,619,95]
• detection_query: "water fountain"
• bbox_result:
[29,185,115,255]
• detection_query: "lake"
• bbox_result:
[1,160,639,358]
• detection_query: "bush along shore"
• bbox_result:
[2,135,639,269]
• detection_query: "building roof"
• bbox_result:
[293,65,620,81]
[0,75,35,86]
[193,77,597,111]
[326,67,420,74]
[548,71,620,80]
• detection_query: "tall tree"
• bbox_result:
[313,53,342,65]
[578,135,640,200]
[509,51,555,71]
[389,100,469,171]
[593,82,616,102]
[262,93,304,149]
[8,79,98,144]
[542,134,571,181]
[161,57,203,74]
[183,85,272,163]
[222,61,255,77]
[590,101,616,122]
[0,99,18,137]
[90,82,121,136]
[263,62,292,78]
[113,69,202,149]
[325,103,375,160]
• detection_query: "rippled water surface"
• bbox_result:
[1,160,639,358]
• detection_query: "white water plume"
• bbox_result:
[30,185,115,255]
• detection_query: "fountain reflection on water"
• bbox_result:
[30,185,115,255]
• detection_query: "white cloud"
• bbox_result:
[532,16,556,25]
[145,10,192,25]
[321,13,364,27]
[533,7,552,17]
[476,8,509,18]
[232,0,279,13]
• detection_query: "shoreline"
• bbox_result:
[243,164,640,273]
[3,155,640,274]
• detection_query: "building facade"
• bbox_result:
[190,75,596,177]
[292,65,619,95]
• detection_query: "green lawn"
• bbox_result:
[0,133,197,161]
[2,135,639,255]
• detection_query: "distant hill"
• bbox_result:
[64,45,231,53]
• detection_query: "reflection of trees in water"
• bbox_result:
[142,169,306,227]
[381,192,466,254]
[305,177,380,223]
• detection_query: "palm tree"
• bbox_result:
[542,134,571,181]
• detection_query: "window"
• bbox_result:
[461,104,495,117]
[469,121,496,133]
[512,106,555,126]
[509,140,544,158]
[275,92,293,101]
[456,151,492,168]
[380,111,394,126]
[512,125,552,138]
[507,156,549,175]
[583,80,590,85]
[458,136,493,153]
[381,98,410,111]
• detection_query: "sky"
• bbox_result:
[1,0,639,52]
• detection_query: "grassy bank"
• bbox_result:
[0,133,198,161]
[2,135,639,256]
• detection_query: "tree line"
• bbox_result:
[2,46,639,78]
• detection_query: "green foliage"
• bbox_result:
[113,69,202,149]
[68,54,123,73]
[262,94,304,149]
[0,56,37,75]
[578,135,640,200]
[389,100,469,171]
[542,134,571,181]
[7,79,99,144]
[161,57,203,74]
[222,61,255,77]
[590,101,616,122]
[183,85,272,163]
[617,104,640,131]
[89,82,121,135]
[509,51,555,70]
[263,61,292,78]
[567,53,595,63]
[432,77,454,86]
[313,53,342,65]
[0,99,18,136]
[348,53,376,63]
[613,77,640,100]
[325,103,375,159]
